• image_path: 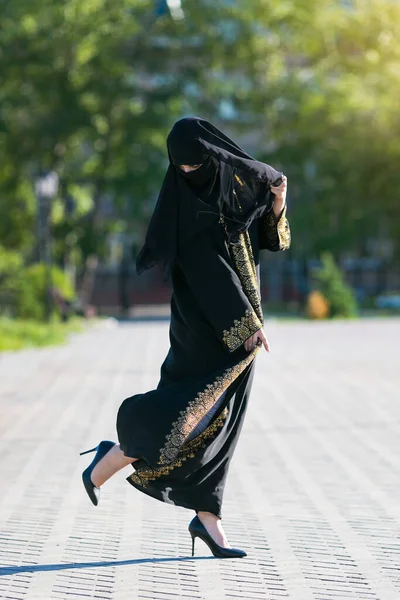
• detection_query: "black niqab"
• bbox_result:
[136,117,283,275]
[175,157,220,199]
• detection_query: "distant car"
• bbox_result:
[375,293,400,309]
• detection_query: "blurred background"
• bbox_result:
[0,0,399,349]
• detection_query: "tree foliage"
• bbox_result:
[0,0,399,264]
[312,252,358,318]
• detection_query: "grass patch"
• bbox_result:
[0,317,84,352]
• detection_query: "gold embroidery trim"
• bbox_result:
[129,407,229,489]
[244,232,257,280]
[230,180,263,322]
[233,188,242,211]
[229,232,263,323]
[234,174,244,186]
[222,308,262,352]
[263,205,291,251]
[157,343,261,465]
[277,205,291,250]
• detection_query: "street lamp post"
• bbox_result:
[35,172,59,321]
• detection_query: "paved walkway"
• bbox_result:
[0,318,400,600]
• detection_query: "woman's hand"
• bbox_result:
[244,328,270,353]
[271,175,287,217]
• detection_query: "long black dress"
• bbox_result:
[117,177,290,518]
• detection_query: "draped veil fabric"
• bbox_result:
[136,116,284,276]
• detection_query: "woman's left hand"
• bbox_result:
[270,175,287,205]
[244,328,270,353]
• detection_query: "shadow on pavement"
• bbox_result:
[0,555,216,575]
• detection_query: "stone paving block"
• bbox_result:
[0,318,399,599]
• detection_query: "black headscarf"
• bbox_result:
[136,117,283,275]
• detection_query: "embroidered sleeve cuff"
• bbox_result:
[264,205,291,251]
[222,308,263,352]
[277,205,291,250]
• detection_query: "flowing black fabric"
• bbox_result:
[116,209,290,517]
[136,117,283,275]
[117,220,263,517]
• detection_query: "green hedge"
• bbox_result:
[0,317,83,352]
[15,263,75,321]
[0,245,75,321]
[313,252,358,318]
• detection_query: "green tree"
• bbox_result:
[248,0,400,259]
[313,252,358,318]
[0,0,399,266]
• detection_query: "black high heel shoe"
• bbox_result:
[80,440,115,506]
[188,515,247,559]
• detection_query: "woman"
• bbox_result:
[80,117,290,558]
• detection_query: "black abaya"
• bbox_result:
[116,176,290,517]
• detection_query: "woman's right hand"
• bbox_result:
[244,328,270,353]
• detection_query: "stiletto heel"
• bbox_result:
[188,516,247,559]
[80,440,115,506]
[80,446,97,456]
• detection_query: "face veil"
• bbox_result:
[136,117,283,276]
[175,158,219,191]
